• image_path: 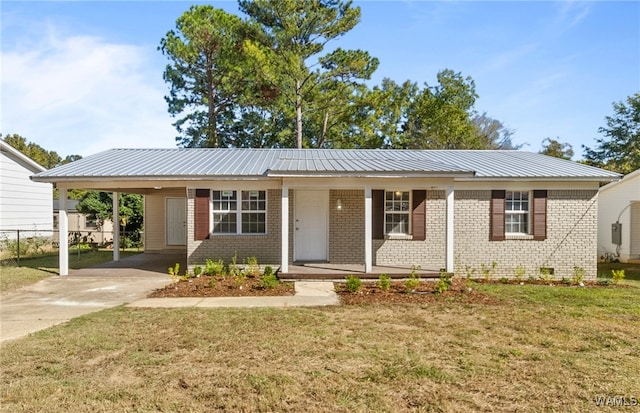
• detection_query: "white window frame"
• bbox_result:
[505,190,531,235]
[384,190,411,236]
[211,189,267,235]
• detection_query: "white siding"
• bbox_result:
[598,170,640,262]
[0,150,52,238]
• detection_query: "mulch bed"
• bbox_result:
[148,275,295,298]
[334,279,501,305]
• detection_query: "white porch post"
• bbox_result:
[113,191,120,261]
[446,185,455,273]
[364,185,372,273]
[59,188,69,276]
[281,185,289,273]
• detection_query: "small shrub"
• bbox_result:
[245,256,260,277]
[611,269,625,284]
[377,274,391,291]
[499,277,509,284]
[405,270,420,292]
[234,270,247,286]
[598,279,613,286]
[561,277,571,285]
[168,263,180,283]
[208,277,217,288]
[193,266,202,277]
[539,267,554,282]
[205,259,225,276]
[262,272,279,289]
[572,266,585,285]
[514,265,526,281]
[228,252,240,276]
[481,261,497,281]
[345,275,362,293]
[263,265,274,277]
[435,271,453,294]
[464,265,477,279]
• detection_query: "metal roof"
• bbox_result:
[32,148,621,182]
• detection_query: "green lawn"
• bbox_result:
[0,250,141,293]
[1,283,638,412]
[598,261,640,281]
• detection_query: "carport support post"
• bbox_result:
[364,185,372,273]
[113,191,120,261]
[446,185,454,273]
[281,185,289,273]
[59,188,69,276]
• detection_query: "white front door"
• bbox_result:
[295,190,328,262]
[166,197,187,246]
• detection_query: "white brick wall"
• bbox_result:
[373,190,447,270]
[187,189,282,268]
[453,189,599,280]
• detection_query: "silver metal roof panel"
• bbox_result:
[32,148,621,182]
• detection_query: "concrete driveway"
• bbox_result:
[0,253,179,343]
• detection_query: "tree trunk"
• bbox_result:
[206,65,218,148]
[296,79,303,149]
[319,110,330,148]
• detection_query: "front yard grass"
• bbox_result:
[1,283,638,412]
[598,261,640,280]
[0,250,141,293]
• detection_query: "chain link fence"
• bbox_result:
[0,228,143,267]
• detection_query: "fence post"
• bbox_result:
[16,229,20,267]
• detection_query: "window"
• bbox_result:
[211,190,266,234]
[85,215,98,229]
[212,190,237,233]
[505,191,529,234]
[384,191,410,234]
[241,191,266,234]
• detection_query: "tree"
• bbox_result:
[76,192,144,245]
[583,93,640,174]
[160,5,261,148]
[239,0,378,148]
[2,134,85,198]
[2,133,62,168]
[540,137,574,160]
[472,113,520,150]
[400,69,482,149]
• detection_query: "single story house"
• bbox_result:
[31,148,620,279]
[598,168,640,262]
[52,199,114,247]
[0,139,52,239]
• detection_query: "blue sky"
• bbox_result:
[1,1,638,159]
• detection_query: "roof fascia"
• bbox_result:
[1,140,46,173]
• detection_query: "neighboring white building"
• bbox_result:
[0,139,53,238]
[598,168,640,262]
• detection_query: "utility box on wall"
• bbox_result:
[611,222,622,245]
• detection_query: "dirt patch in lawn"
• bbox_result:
[148,275,295,298]
[335,278,501,305]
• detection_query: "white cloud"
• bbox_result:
[1,27,176,157]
